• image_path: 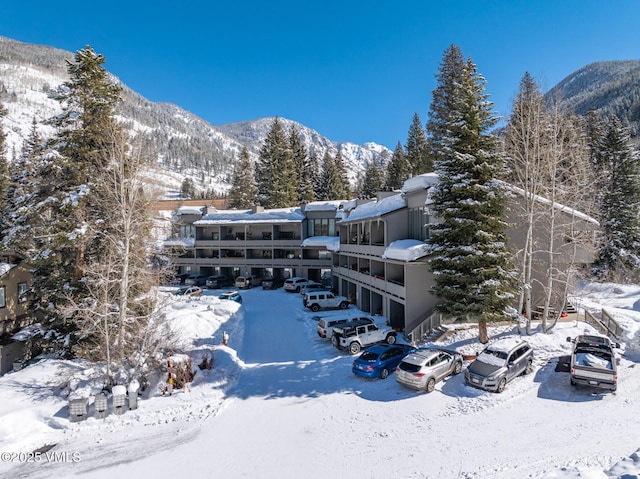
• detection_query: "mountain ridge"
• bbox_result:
[0,36,391,197]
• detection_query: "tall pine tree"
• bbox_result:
[426,45,515,343]
[385,141,411,191]
[360,160,385,199]
[29,45,123,356]
[255,117,297,208]
[0,101,8,223]
[228,146,258,208]
[589,116,640,281]
[406,112,432,175]
[289,125,315,204]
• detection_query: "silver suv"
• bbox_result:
[464,337,533,393]
[396,348,463,393]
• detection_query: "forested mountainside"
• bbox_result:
[0,36,389,197]
[544,60,640,136]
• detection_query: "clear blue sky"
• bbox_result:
[2,1,639,149]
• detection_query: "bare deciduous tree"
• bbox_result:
[65,127,175,384]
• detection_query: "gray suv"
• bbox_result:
[464,338,533,393]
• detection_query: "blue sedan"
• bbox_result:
[352,344,417,379]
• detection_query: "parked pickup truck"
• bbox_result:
[566,334,620,391]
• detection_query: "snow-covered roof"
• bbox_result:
[194,207,305,225]
[401,173,439,194]
[340,194,406,223]
[303,200,346,212]
[0,262,16,277]
[163,237,196,248]
[382,239,429,262]
[301,236,340,252]
[503,183,599,225]
[175,206,205,216]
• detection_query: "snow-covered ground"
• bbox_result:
[1,281,640,479]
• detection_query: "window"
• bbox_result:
[0,286,5,308]
[18,282,28,303]
[307,218,337,237]
[408,206,429,241]
[180,224,196,238]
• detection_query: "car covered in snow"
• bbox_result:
[219,291,243,303]
[174,286,203,297]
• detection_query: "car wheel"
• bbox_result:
[523,358,533,375]
[426,377,436,393]
[380,368,390,379]
[349,342,361,355]
[385,334,396,344]
[570,377,576,386]
[496,378,507,393]
[331,336,338,347]
[453,361,462,375]
[295,286,300,292]
[339,302,349,309]
[310,304,320,312]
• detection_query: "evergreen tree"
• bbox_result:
[2,117,41,252]
[0,101,8,222]
[334,150,351,199]
[308,147,323,200]
[289,125,314,204]
[318,151,342,201]
[590,116,640,281]
[406,112,432,175]
[228,146,258,209]
[360,160,385,199]
[426,45,515,343]
[28,45,123,356]
[180,177,195,198]
[385,141,411,190]
[255,117,297,208]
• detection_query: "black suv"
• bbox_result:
[206,275,233,289]
[262,276,285,289]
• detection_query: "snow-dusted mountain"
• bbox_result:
[0,36,391,197]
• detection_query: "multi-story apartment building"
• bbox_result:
[165,202,344,283]
[164,174,597,340]
[332,173,598,338]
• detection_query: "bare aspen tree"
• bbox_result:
[68,126,173,383]
[505,74,596,334]
[504,73,548,334]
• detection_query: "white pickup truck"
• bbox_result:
[566,334,620,391]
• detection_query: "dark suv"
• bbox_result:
[465,338,533,393]
[262,276,285,290]
[206,275,233,289]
